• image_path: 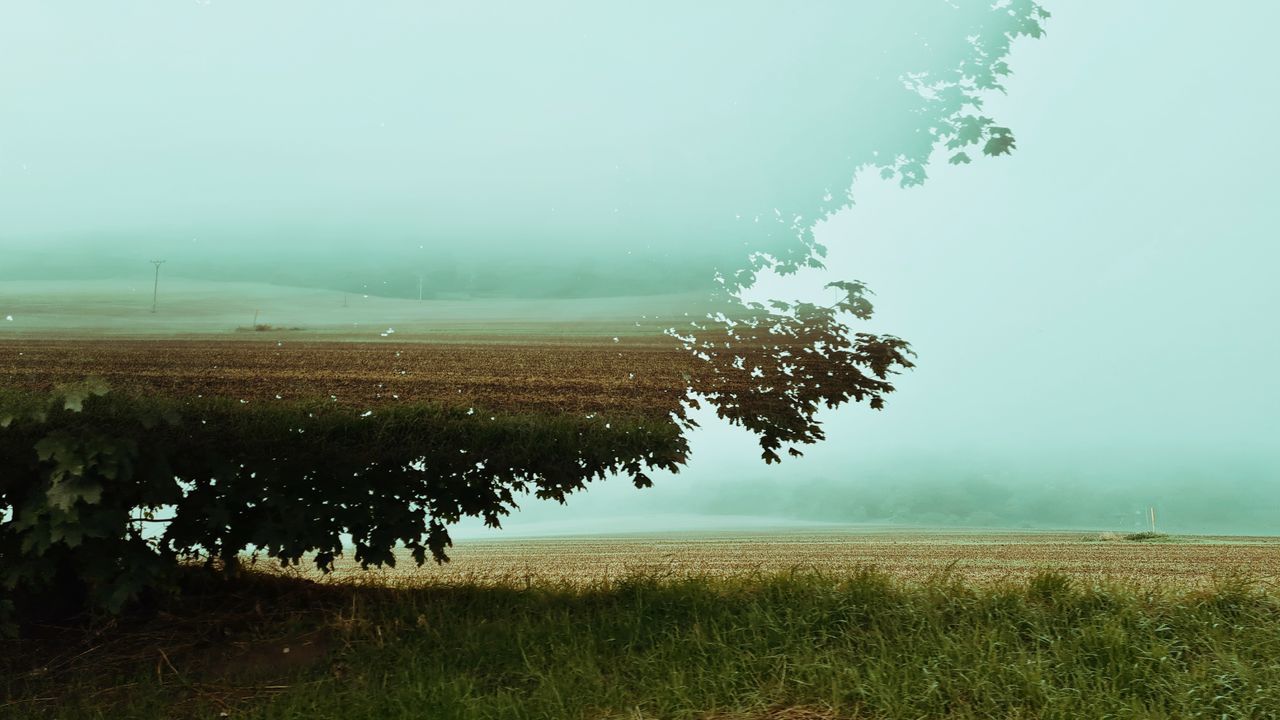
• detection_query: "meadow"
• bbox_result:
[4,531,1280,719]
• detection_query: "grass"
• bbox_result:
[4,568,1279,719]
[1124,532,1171,542]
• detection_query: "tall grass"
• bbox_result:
[4,569,1279,719]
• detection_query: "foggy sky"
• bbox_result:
[454,0,1280,536]
[0,1,1030,294]
[3,2,1276,534]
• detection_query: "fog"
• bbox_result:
[3,1,1277,536]
[1,1,1027,296]
[457,0,1280,537]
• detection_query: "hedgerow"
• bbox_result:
[0,381,685,630]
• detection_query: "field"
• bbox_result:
[0,278,717,340]
[0,338,693,418]
[341,529,1280,590]
[5,280,1279,718]
[5,531,1280,719]
[0,279,726,418]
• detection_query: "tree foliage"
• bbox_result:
[672,281,914,464]
[0,384,685,629]
[0,280,912,628]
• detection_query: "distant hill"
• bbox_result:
[0,278,728,339]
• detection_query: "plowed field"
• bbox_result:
[0,338,696,418]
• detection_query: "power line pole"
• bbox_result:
[418,273,424,301]
[150,260,166,313]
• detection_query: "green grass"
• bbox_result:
[1124,532,1171,542]
[4,569,1279,719]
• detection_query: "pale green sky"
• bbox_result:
[0,0,1035,291]
[2,2,1276,532]
[459,0,1280,535]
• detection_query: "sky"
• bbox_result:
[2,1,1277,534]
[458,0,1280,536]
[1,0,1038,295]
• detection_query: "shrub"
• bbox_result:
[1124,532,1169,542]
[0,381,685,629]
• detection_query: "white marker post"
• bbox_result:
[150,260,166,313]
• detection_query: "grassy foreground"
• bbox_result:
[4,570,1280,719]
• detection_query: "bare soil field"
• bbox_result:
[0,337,696,417]
[337,529,1280,589]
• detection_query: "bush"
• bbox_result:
[1124,532,1169,542]
[0,381,685,629]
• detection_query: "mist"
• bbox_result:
[2,1,1038,296]
[460,0,1280,536]
[3,1,1277,537]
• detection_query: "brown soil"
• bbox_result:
[0,338,697,418]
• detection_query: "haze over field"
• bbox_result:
[458,1,1280,537]
[2,1,1277,537]
[2,0,1040,295]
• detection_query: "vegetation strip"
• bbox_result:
[4,569,1279,719]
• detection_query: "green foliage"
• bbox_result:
[720,1,1051,290]
[0,383,686,628]
[673,281,914,463]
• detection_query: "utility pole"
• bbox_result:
[418,273,424,301]
[150,260,166,313]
